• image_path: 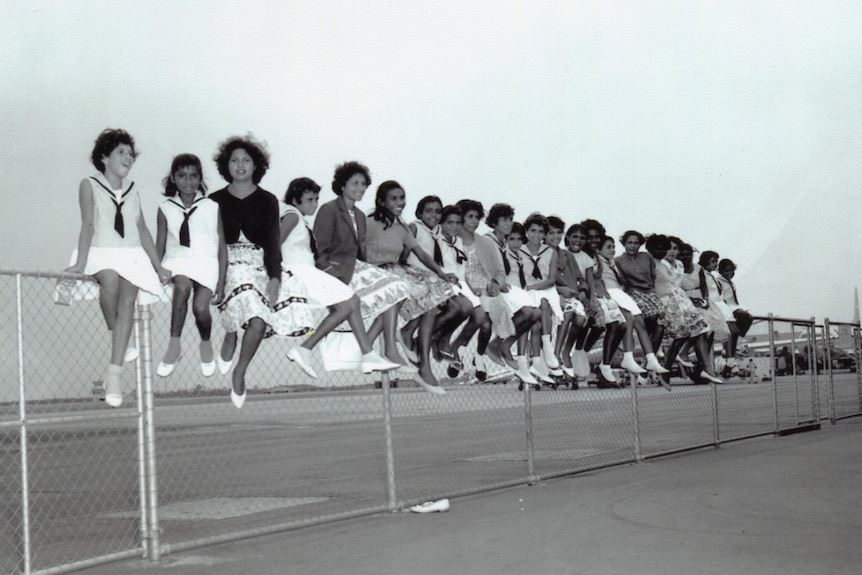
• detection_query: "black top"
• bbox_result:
[210,186,282,279]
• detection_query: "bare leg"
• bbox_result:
[94,270,120,330]
[164,276,192,364]
[417,309,441,386]
[108,277,138,366]
[191,281,214,363]
[232,317,266,395]
[301,298,353,350]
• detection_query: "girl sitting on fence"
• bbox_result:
[155,153,226,378]
[66,128,171,407]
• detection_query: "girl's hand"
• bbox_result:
[158,266,172,285]
[266,277,280,309]
[486,282,499,297]
[212,283,226,306]
[439,272,459,284]
[498,280,511,293]
[691,298,707,309]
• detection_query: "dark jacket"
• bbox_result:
[313,196,366,284]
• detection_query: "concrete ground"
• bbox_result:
[80,417,862,575]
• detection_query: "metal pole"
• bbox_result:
[856,327,862,413]
[791,324,799,424]
[630,374,642,461]
[768,314,779,433]
[16,274,32,575]
[824,318,836,424]
[712,379,720,447]
[138,304,161,561]
[523,379,536,480]
[381,371,397,511]
[810,318,819,421]
[133,305,149,559]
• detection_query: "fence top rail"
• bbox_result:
[0,268,95,282]
[752,314,817,325]
[823,319,862,328]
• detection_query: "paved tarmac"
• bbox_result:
[80,416,862,575]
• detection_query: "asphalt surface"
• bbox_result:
[71,401,862,575]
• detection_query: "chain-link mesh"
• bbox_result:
[1,273,145,575]
[2,270,861,574]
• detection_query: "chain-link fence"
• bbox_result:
[2,270,861,574]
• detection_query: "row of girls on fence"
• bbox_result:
[67,129,753,409]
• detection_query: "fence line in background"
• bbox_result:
[1,270,860,575]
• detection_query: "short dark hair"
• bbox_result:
[162,153,205,197]
[415,195,443,218]
[524,213,549,234]
[486,203,515,228]
[284,177,321,205]
[441,204,462,222]
[698,250,719,266]
[91,128,137,173]
[456,199,484,220]
[332,161,371,196]
[508,221,526,242]
[213,135,270,184]
[718,258,736,273]
[547,215,565,233]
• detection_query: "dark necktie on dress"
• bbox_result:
[511,252,526,288]
[307,225,319,258]
[91,178,133,238]
[433,239,444,267]
[523,249,543,280]
[490,235,511,275]
[179,207,198,247]
[445,237,466,264]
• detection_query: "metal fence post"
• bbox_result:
[630,376,642,461]
[856,327,862,413]
[824,318,836,424]
[810,318,819,422]
[137,303,161,562]
[523,380,536,482]
[133,305,149,560]
[16,274,32,575]
[768,314,778,433]
[381,371,398,511]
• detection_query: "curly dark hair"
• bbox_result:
[162,153,206,197]
[644,234,669,258]
[284,177,321,205]
[91,128,137,173]
[331,161,371,196]
[619,230,646,246]
[213,135,270,184]
[456,199,484,220]
[486,203,515,228]
[579,218,606,237]
[370,180,404,229]
[524,212,549,234]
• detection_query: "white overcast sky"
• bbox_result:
[1,0,860,322]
